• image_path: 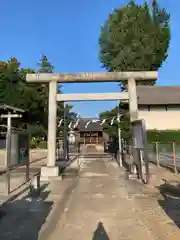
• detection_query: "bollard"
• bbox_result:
[172,142,177,174]
[26,159,30,182]
[30,174,41,197]
[77,157,79,169]
[155,142,160,167]
[6,165,11,196]
[77,155,81,174]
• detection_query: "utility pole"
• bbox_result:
[117,103,122,167]
[63,102,68,160]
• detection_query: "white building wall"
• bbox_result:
[139,105,180,130]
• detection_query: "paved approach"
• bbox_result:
[42,154,180,240]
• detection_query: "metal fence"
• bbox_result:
[56,139,64,159]
[148,142,180,173]
[68,143,79,155]
[56,139,80,160]
[0,129,30,196]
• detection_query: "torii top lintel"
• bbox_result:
[26,71,158,83]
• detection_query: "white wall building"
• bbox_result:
[136,86,180,130]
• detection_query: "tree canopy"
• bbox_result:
[0,55,76,138]
[100,106,131,140]
[99,0,170,86]
[99,0,171,139]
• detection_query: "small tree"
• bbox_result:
[37,55,77,136]
[100,106,131,140]
[37,55,54,73]
[36,55,55,134]
[99,0,170,86]
[37,55,65,135]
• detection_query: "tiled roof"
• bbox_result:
[77,118,103,132]
[136,86,180,105]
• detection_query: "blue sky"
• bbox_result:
[0,0,178,117]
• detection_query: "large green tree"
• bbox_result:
[99,0,170,139]
[0,57,46,133]
[0,57,22,106]
[99,0,170,86]
[20,67,47,133]
[0,55,77,139]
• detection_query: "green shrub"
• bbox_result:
[38,141,47,149]
[30,138,47,149]
[147,130,180,143]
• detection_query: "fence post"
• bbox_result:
[26,157,30,182]
[77,156,79,168]
[155,142,160,167]
[172,142,177,174]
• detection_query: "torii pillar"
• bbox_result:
[41,80,59,178]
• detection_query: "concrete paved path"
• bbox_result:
[45,156,180,240]
[1,154,180,240]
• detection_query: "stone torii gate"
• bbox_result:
[26,71,157,178]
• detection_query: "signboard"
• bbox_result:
[131,119,148,149]
[10,132,19,166]
[18,132,29,164]
[9,131,29,166]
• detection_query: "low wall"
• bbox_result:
[96,144,104,152]
[79,144,104,153]
[0,139,6,149]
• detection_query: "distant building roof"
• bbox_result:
[137,86,180,105]
[76,118,103,132]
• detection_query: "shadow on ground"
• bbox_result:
[0,183,52,240]
[157,179,180,228]
[92,222,110,240]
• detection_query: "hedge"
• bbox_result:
[29,130,180,149]
[147,130,180,143]
[30,139,47,149]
